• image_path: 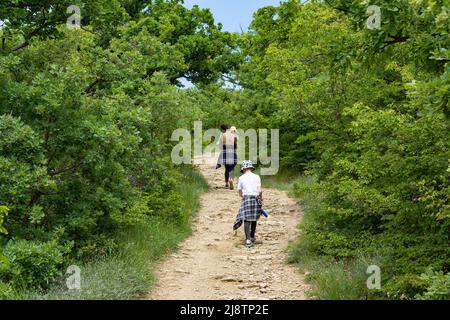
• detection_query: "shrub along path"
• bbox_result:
[147,155,308,300]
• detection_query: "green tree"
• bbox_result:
[0,0,241,85]
[0,1,238,293]
[0,205,8,268]
[235,0,449,298]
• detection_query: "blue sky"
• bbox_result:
[182,0,282,32]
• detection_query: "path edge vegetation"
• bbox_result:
[235,0,450,301]
[264,173,449,300]
[1,0,449,301]
[0,0,228,300]
[25,166,208,300]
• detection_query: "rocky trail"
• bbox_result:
[147,155,309,300]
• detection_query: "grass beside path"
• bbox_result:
[29,166,208,300]
[262,170,377,300]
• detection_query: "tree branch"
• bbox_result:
[383,35,410,47]
[11,40,29,52]
[266,53,324,63]
[83,79,101,95]
[49,164,79,177]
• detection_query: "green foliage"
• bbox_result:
[0,281,24,300]
[0,206,8,235]
[238,0,450,299]
[1,240,72,290]
[306,258,373,300]
[29,221,189,300]
[0,206,9,270]
[415,270,450,300]
[0,0,448,301]
[29,167,207,300]
[382,273,428,300]
[0,0,227,297]
[0,0,240,85]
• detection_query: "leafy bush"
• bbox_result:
[383,274,428,300]
[0,0,237,297]
[146,191,186,223]
[415,270,450,300]
[237,0,450,300]
[29,167,207,300]
[0,281,24,300]
[1,240,71,290]
[0,206,8,235]
[74,235,118,262]
[0,206,9,271]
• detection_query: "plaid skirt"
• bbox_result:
[217,144,237,165]
[233,195,262,230]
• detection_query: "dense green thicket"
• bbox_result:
[0,0,235,298]
[228,0,449,299]
[26,167,207,300]
[0,0,448,300]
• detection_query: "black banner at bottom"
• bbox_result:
[0,300,443,319]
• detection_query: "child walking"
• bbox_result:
[233,160,263,248]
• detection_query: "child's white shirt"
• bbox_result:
[237,172,261,196]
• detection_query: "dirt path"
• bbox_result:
[147,155,309,300]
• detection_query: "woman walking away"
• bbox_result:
[233,160,263,248]
[217,124,237,190]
